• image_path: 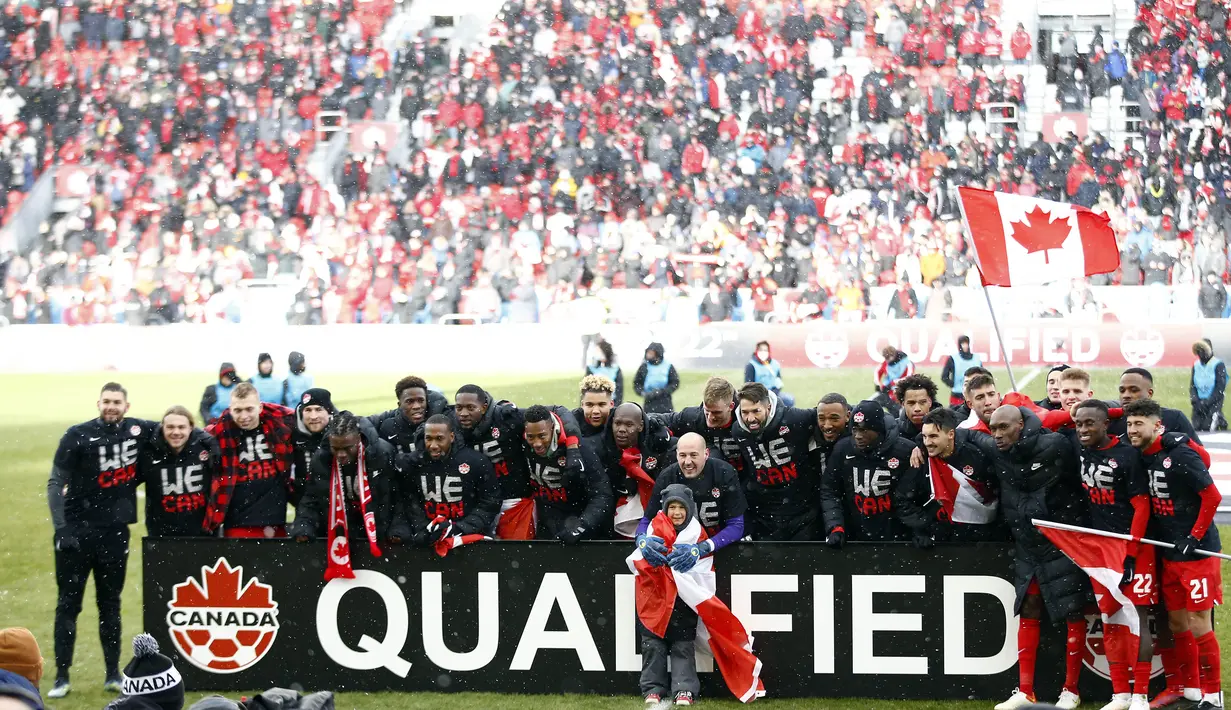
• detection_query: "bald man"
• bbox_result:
[986,405,1093,710]
[592,401,675,537]
[638,433,747,557]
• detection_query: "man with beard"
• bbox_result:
[47,383,155,698]
[895,374,941,440]
[1071,399,1154,710]
[1036,364,1071,411]
[522,405,612,542]
[574,375,616,438]
[401,414,500,546]
[1125,399,1223,710]
[638,433,747,553]
[941,335,983,406]
[960,372,1003,432]
[1110,368,1200,443]
[904,407,1002,543]
[733,383,819,540]
[596,401,676,538]
[453,384,582,539]
[291,388,336,506]
[808,393,851,475]
[822,400,924,546]
[369,376,449,455]
[141,406,219,538]
[653,377,745,474]
[987,405,1091,710]
[288,411,401,547]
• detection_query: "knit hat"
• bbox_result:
[115,634,183,710]
[219,362,237,378]
[257,352,273,367]
[288,351,306,373]
[0,628,43,687]
[850,400,886,435]
[659,483,697,528]
[297,388,336,415]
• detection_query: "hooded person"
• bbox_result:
[941,335,983,407]
[822,400,924,545]
[103,634,183,710]
[633,342,680,414]
[451,385,583,539]
[733,382,820,540]
[290,388,336,504]
[1189,339,1227,432]
[141,406,220,537]
[595,401,677,537]
[367,375,451,456]
[281,352,314,408]
[249,353,284,405]
[288,411,401,580]
[198,362,239,425]
[744,341,794,407]
[400,414,501,546]
[521,405,613,541]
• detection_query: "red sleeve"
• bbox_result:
[1039,408,1073,430]
[1108,407,1123,420]
[1186,439,1212,468]
[1191,484,1222,540]
[1128,494,1150,558]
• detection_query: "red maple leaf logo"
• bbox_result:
[171,558,275,609]
[1009,205,1072,264]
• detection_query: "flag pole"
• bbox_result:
[1033,518,1231,561]
[981,286,1019,392]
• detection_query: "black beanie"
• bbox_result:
[297,388,336,414]
[288,351,306,373]
[257,353,273,366]
[850,400,887,435]
[115,634,183,710]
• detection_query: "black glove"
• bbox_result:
[54,529,79,552]
[557,524,588,544]
[427,522,453,544]
[1120,555,1136,587]
[1175,534,1201,557]
[912,532,934,549]
[825,530,845,549]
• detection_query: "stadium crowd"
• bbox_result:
[42,355,1225,709]
[4,0,1231,324]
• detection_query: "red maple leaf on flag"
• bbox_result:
[1009,205,1072,264]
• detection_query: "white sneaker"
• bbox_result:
[995,689,1037,710]
[1057,689,1082,710]
[1100,693,1132,710]
[1185,688,1206,702]
[46,681,70,699]
[1129,694,1149,710]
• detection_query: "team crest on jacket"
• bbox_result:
[963,465,974,476]
[131,425,142,436]
[166,558,279,674]
[711,487,721,499]
[491,428,500,438]
[1109,459,1118,469]
[1163,458,1171,469]
[853,411,865,424]
[779,425,790,435]
[458,463,470,474]
[888,458,900,469]
[199,450,210,462]
[558,457,567,467]
[645,457,657,468]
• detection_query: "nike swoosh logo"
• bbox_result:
[846,455,856,459]
[88,437,101,442]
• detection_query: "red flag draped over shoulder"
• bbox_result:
[627,512,766,703]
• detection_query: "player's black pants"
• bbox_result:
[54,527,130,676]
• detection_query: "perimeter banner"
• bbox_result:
[143,539,1148,699]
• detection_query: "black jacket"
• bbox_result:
[592,403,677,501]
[141,428,220,537]
[901,428,1006,543]
[806,426,849,480]
[990,409,1091,619]
[400,437,501,539]
[524,435,612,539]
[291,406,333,508]
[733,392,820,540]
[822,420,921,542]
[653,406,745,474]
[644,458,747,536]
[1077,436,1147,536]
[367,389,450,455]
[288,420,399,541]
[50,417,156,531]
[571,407,607,438]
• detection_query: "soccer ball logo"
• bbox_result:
[1081,615,1162,680]
[166,558,279,674]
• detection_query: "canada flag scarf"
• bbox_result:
[627,512,766,703]
[325,441,383,581]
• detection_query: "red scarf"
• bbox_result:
[619,447,657,507]
[325,441,383,581]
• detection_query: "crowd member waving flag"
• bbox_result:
[957,187,1119,286]
[628,494,765,704]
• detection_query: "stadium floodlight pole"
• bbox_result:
[982,286,1019,392]
[1033,518,1231,561]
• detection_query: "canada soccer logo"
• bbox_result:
[166,558,279,674]
[1119,328,1166,367]
[1081,615,1163,680]
[853,411,865,424]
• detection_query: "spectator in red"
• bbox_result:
[1011,23,1033,64]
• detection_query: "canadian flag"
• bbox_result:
[1034,522,1140,637]
[957,187,1120,286]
